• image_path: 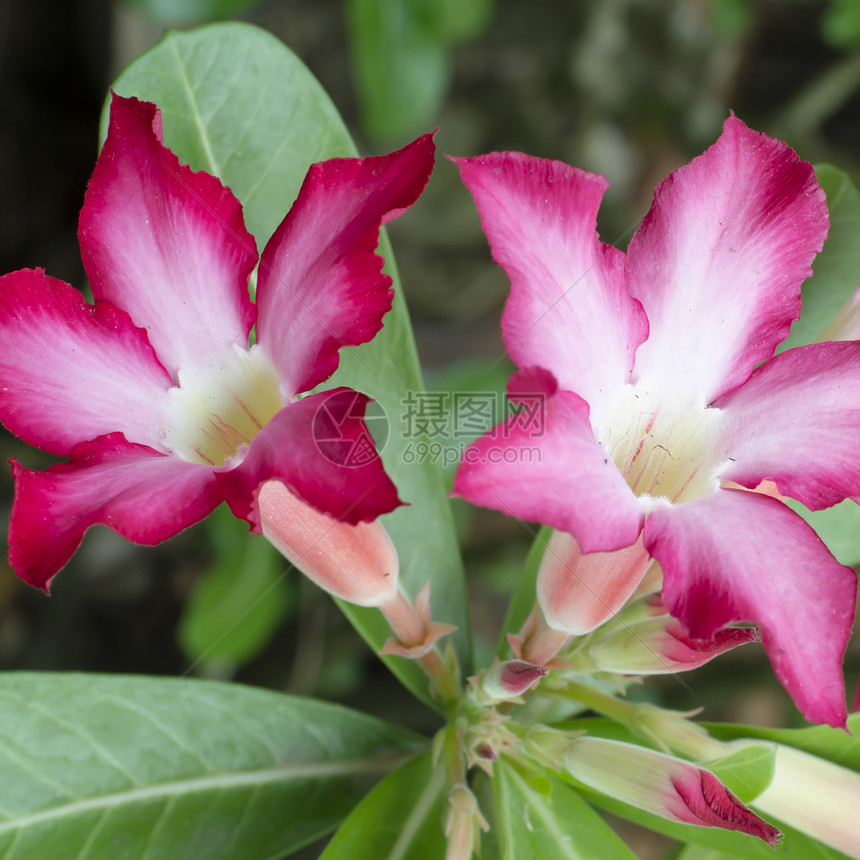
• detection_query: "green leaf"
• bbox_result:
[346,0,450,139]
[705,713,860,770]
[410,0,495,43]
[496,525,552,657]
[177,505,293,672]
[121,0,263,25]
[493,761,638,860]
[784,496,860,568]
[822,0,860,50]
[105,22,471,705]
[320,751,446,859]
[706,744,775,803]
[0,672,426,859]
[779,164,860,353]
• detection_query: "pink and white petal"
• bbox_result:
[9,435,220,592]
[0,269,172,456]
[715,341,860,509]
[218,388,402,531]
[453,385,643,553]
[451,152,647,421]
[628,116,828,402]
[79,94,258,377]
[644,488,856,727]
[255,135,435,398]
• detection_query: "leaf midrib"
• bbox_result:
[0,754,411,837]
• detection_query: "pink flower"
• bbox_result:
[452,117,859,727]
[1,94,435,593]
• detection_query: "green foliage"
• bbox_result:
[121,0,262,25]
[106,22,472,704]
[493,761,638,860]
[707,713,860,770]
[177,504,294,672]
[779,164,860,352]
[346,0,493,139]
[347,0,451,140]
[320,752,447,859]
[0,673,425,859]
[705,744,776,803]
[822,0,860,50]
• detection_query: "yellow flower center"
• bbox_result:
[599,383,726,506]
[161,344,283,466]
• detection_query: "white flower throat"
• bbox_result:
[161,344,284,466]
[598,383,726,507]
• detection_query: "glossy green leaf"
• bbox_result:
[346,0,450,139]
[177,504,293,672]
[705,744,775,803]
[320,751,447,859]
[706,713,860,770]
[105,22,471,704]
[493,761,638,860]
[121,0,262,25]
[0,673,426,859]
[779,164,860,353]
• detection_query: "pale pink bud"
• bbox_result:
[537,531,651,635]
[588,616,758,675]
[257,480,398,607]
[564,737,781,846]
[754,744,860,858]
[481,659,547,701]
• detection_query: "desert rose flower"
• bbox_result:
[452,117,859,727]
[1,94,434,600]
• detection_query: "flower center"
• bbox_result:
[161,344,283,466]
[598,383,724,506]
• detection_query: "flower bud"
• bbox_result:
[258,479,398,606]
[537,532,651,635]
[588,616,758,675]
[479,660,547,702]
[564,737,781,846]
[754,744,860,858]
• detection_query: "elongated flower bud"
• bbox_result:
[479,659,547,701]
[588,616,759,675]
[258,479,398,607]
[564,737,781,846]
[754,744,860,859]
[537,532,651,635]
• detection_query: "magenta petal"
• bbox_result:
[218,388,402,531]
[453,386,643,553]
[628,115,828,402]
[716,341,860,510]
[644,488,856,727]
[255,135,435,397]
[451,151,647,420]
[0,268,172,456]
[79,95,258,376]
[671,770,781,846]
[9,435,220,591]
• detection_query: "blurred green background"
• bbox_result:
[1,8,859,848]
